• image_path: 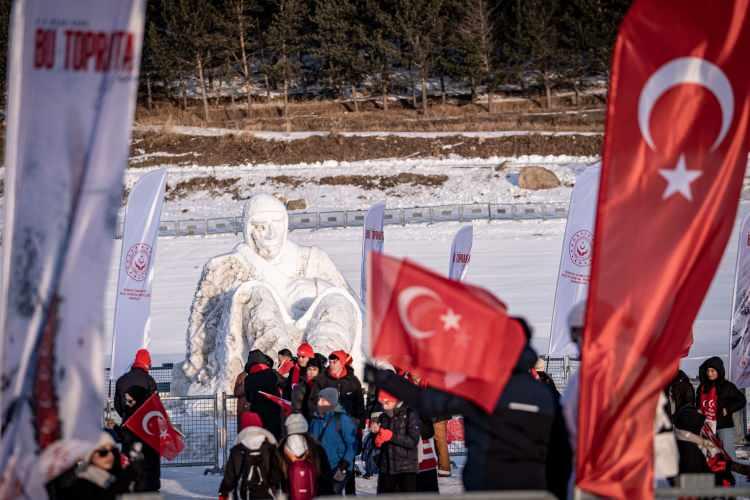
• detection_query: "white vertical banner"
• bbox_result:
[0,1,145,496]
[729,212,750,388]
[448,225,473,281]
[547,165,600,357]
[109,170,167,381]
[360,201,385,302]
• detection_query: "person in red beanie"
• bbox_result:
[113,348,160,492]
[283,343,315,400]
[308,350,365,495]
[374,390,420,494]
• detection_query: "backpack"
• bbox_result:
[239,443,274,499]
[288,458,316,500]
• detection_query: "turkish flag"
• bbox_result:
[258,391,293,417]
[367,252,526,413]
[577,1,750,498]
[123,393,185,460]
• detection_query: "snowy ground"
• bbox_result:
[160,467,465,499]
[105,203,750,377]
[125,155,597,220]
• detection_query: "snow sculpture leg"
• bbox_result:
[304,293,358,356]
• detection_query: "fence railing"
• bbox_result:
[112,201,570,239]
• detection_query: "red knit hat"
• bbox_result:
[240,412,263,430]
[297,343,314,359]
[132,349,152,371]
[378,390,398,405]
[329,350,352,366]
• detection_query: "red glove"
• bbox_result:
[375,429,393,448]
[219,495,228,500]
[707,454,728,472]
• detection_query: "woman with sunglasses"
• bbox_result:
[47,432,139,500]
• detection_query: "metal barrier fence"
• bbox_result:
[112,202,570,239]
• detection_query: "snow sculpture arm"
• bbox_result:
[305,247,350,290]
[179,254,253,383]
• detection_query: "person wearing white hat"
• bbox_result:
[280,413,330,497]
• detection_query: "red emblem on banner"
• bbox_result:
[125,243,151,281]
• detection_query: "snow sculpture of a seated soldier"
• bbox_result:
[172,194,362,395]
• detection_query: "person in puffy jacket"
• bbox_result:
[308,388,358,495]
[219,414,285,500]
[670,371,712,476]
[283,343,314,400]
[113,349,160,492]
[47,433,140,500]
[291,356,323,421]
[308,351,365,427]
[374,390,420,494]
[696,356,746,460]
[244,350,283,440]
[365,318,571,499]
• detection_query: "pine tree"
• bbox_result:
[311,0,367,112]
[362,0,400,111]
[395,0,445,113]
[457,0,498,111]
[267,0,307,119]
[0,0,11,106]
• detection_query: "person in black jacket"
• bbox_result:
[696,356,746,461]
[290,356,322,421]
[219,421,285,499]
[48,432,141,500]
[308,351,365,426]
[113,348,160,492]
[365,321,572,499]
[373,390,421,494]
[670,371,712,476]
[244,350,283,440]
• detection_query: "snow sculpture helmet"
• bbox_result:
[243,194,289,261]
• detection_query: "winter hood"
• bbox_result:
[698,356,726,386]
[247,349,274,370]
[513,344,538,374]
[237,425,278,450]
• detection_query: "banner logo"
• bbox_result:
[569,230,593,267]
[125,243,151,281]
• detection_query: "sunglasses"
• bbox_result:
[95,448,114,457]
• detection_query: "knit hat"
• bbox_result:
[285,413,309,435]
[319,387,339,407]
[329,350,352,365]
[378,390,398,405]
[86,432,117,462]
[132,349,152,371]
[240,412,263,431]
[306,356,323,371]
[567,301,586,330]
[297,343,314,359]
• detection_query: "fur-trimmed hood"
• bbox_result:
[236,425,278,450]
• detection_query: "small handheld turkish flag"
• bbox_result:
[367,252,526,413]
[258,391,293,417]
[123,393,185,460]
[577,1,750,498]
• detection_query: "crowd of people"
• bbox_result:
[43,306,750,499]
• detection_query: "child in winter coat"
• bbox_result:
[374,390,421,494]
[219,414,284,500]
[279,413,330,499]
[308,387,358,495]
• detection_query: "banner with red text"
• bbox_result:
[0,1,145,498]
[360,201,385,302]
[448,226,473,281]
[110,170,167,381]
[730,212,750,387]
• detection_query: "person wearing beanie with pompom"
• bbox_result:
[374,390,420,494]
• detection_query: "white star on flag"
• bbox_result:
[659,154,702,201]
[440,308,461,331]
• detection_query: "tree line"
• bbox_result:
[0,1,631,119]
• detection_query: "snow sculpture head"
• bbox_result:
[243,194,289,261]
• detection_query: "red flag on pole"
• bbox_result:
[577,1,750,498]
[259,391,293,417]
[123,393,185,460]
[367,253,526,413]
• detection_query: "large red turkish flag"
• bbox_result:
[123,393,185,460]
[367,252,526,413]
[577,1,750,498]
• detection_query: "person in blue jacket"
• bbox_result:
[308,387,357,495]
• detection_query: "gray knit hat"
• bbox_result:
[319,387,339,407]
[285,413,309,435]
